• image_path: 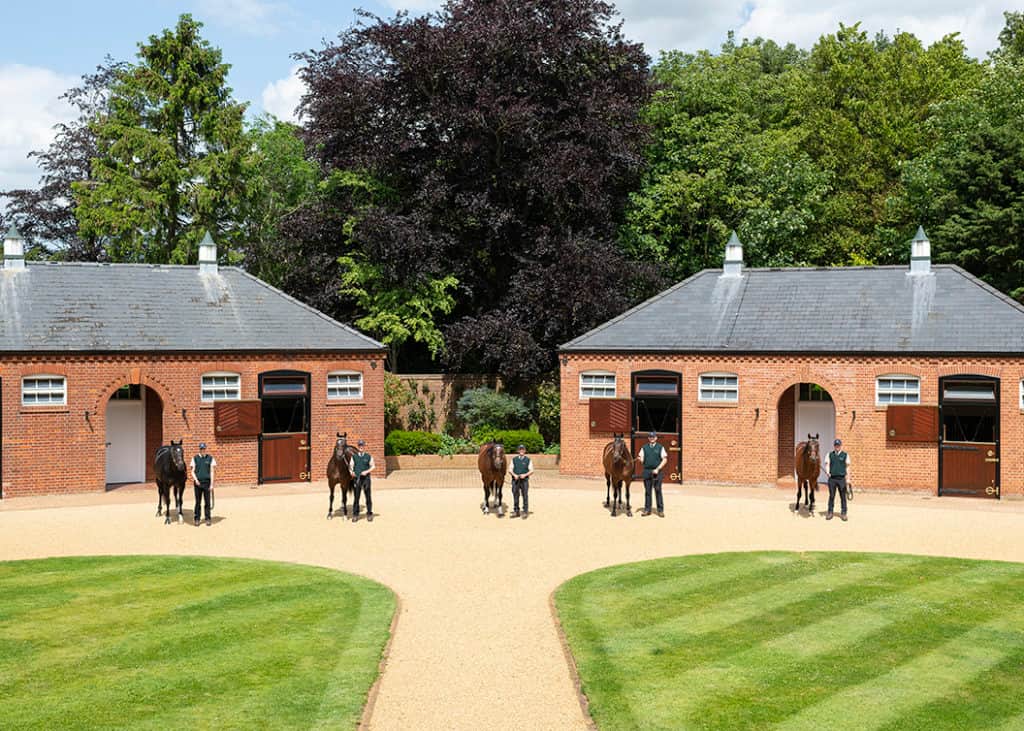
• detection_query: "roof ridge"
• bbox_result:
[229,267,386,350]
[945,264,1024,317]
[560,269,714,350]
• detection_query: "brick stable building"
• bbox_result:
[0,229,385,498]
[559,229,1024,499]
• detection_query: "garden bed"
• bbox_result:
[385,453,559,471]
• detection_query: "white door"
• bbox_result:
[795,396,835,485]
[106,399,145,483]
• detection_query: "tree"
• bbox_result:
[74,14,247,264]
[902,32,1024,298]
[3,59,125,260]
[291,0,657,379]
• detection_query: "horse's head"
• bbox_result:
[806,433,820,461]
[609,434,630,464]
[334,433,349,461]
[169,440,186,471]
[491,442,506,469]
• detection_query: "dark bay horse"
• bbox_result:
[478,442,507,516]
[327,432,358,519]
[154,441,187,525]
[795,433,821,513]
[602,433,633,517]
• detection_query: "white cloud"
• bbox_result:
[197,0,291,36]
[261,65,305,122]
[0,64,76,194]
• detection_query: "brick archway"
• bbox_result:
[770,378,842,484]
[96,376,175,485]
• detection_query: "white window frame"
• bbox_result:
[580,371,616,400]
[327,370,363,400]
[876,375,920,405]
[698,372,739,403]
[200,372,241,402]
[1019,379,1024,409]
[21,375,67,406]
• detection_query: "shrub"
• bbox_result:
[384,373,413,431]
[535,380,560,444]
[456,387,531,431]
[384,430,443,456]
[543,442,560,455]
[478,429,545,453]
[406,380,438,432]
[438,434,478,456]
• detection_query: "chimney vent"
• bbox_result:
[722,230,743,277]
[3,224,25,271]
[910,226,931,276]
[198,231,218,275]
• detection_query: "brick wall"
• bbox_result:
[0,352,384,497]
[561,353,1024,497]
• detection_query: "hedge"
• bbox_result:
[475,429,545,454]
[384,430,443,456]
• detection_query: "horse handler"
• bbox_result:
[824,438,850,521]
[510,444,534,518]
[348,440,375,522]
[190,443,216,526]
[638,431,668,517]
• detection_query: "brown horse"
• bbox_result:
[602,433,633,517]
[795,433,821,513]
[478,442,507,516]
[327,432,358,519]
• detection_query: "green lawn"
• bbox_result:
[555,552,1024,731]
[0,555,395,730]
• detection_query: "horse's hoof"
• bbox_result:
[327,512,333,520]
[626,510,633,517]
[603,500,610,508]
[164,517,171,525]
[178,514,183,524]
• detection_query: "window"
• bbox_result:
[201,372,241,402]
[580,371,616,399]
[799,383,833,402]
[699,373,738,402]
[876,375,920,405]
[328,371,363,400]
[22,375,66,406]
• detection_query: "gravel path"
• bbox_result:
[2,472,1023,730]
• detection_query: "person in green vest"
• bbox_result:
[824,438,850,521]
[637,431,668,517]
[348,439,375,522]
[510,444,534,519]
[189,443,216,526]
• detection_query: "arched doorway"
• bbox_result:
[777,383,835,480]
[105,385,163,486]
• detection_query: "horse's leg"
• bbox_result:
[497,481,504,517]
[611,481,618,517]
[342,483,349,518]
[328,484,335,519]
[156,484,163,517]
[625,479,632,517]
[604,474,611,508]
[163,487,171,525]
[482,482,490,514]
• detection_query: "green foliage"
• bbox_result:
[340,253,458,371]
[0,556,394,728]
[456,387,532,431]
[383,372,412,431]
[534,380,561,445]
[556,552,1024,730]
[384,430,443,456]
[472,429,545,453]
[543,443,561,455]
[404,380,438,432]
[74,15,248,263]
[438,434,478,456]
[903,44,1024,299]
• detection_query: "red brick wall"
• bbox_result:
[144,386,163,482]
[777,384,795,479]
[0,352,385,497]
[561,354,1024,497]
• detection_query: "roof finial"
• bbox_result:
[4,224,25,271]
[910,225,931,276]
[198,230,218,275]
[723,230,743,277]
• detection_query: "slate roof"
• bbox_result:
[0,263,384,353]
[561,265,1024,354]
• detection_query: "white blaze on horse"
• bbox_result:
[154,440,187,525]
[794,433,821,513]
[326,432,358,519]
[602,433,633,517]
[478,442,507,516]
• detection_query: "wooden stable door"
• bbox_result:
[260,433,311,483]
[940,442,998,498]
[631,435,681,482]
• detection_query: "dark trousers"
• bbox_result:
[512,477,529,512]
[643,469,664,512]
[828,477,848,515]
[354,475,372,515]
[193,481,211,520]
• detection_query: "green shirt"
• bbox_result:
[512,455,532,476]
[193,454,213,482]
[641,443,665,470]
[828,451,848,478]
[352,452,372,474]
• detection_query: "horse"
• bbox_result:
[154,440,187,525]
[795,433,821,513]
[478,442,507,516]
[327,432,358,519]
[602,433,633,517]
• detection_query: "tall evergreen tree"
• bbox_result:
[74,14,247,263]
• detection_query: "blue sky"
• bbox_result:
[1,0,1020,193]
